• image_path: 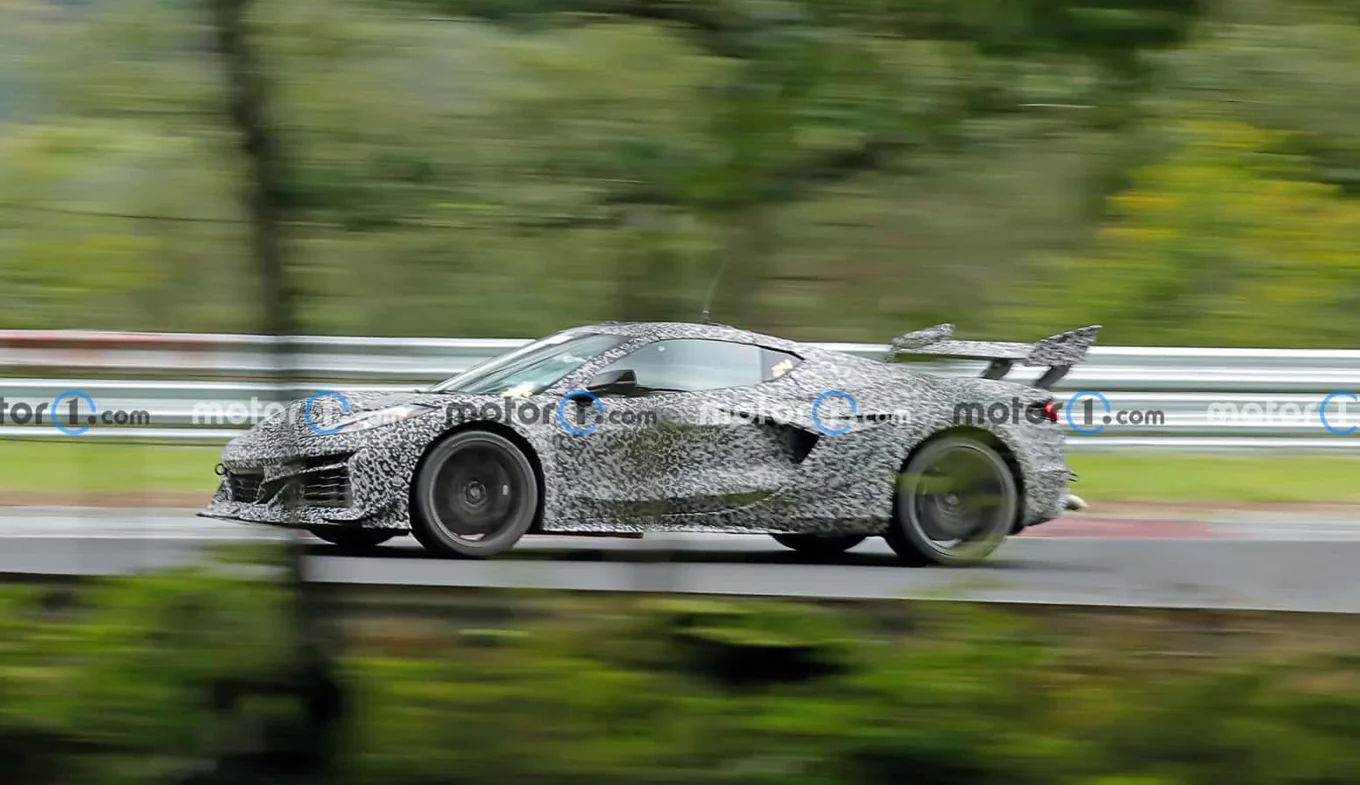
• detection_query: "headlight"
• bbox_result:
[332,404,438,434]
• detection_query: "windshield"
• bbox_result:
[426,332,627,396]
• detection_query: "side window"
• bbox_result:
[602,339,765,394]
[761,348,802,382]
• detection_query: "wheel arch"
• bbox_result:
[409,420,548,534]
[896,425,1026,533]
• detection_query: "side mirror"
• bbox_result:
[585,369,638,397]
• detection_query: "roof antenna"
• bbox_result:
[699,254,731,324]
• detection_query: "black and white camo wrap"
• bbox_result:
[198,321,1091,538]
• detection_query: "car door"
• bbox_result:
[548,338,811,525]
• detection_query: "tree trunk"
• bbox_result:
[210,0,296,340]
[208,5,343,783]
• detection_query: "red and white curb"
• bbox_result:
[1019,515,1360,540]
[1019,517,1227,539]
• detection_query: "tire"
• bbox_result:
[770,533,866,556]
[885,434,1018,567]
[307,526,396,549]
[410,430,540,558]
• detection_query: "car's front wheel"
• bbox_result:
[307,526,397,549]
[770,533,866,556]
[411,430,539,558]
[886,434,1018,567]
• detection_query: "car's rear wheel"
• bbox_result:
[411,430,539,558]
[770,533,866,556]
[307,526,396,549]
[886,434,1018,566]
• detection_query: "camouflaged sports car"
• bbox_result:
[199,320,1099,565]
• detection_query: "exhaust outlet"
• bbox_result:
[1063,493,1088,512]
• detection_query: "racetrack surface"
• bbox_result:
[2,507,1360,612]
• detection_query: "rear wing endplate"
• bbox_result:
[884,324,1101,390]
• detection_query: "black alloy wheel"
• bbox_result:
[886,434,1018,566]
[411,430,539,558]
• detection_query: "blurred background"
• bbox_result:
[4,0,1358,345]
[4,1,1360,783]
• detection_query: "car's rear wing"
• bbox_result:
[884,324,1101,390]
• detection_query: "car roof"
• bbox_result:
[574,321,807,354]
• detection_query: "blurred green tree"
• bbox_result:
[1009,120,1360,347]
[1151,0,1360,196]
[440,0,1206,330]
[22,0,1360,349]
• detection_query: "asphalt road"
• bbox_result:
[2,506,1360,612]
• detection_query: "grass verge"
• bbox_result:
[0,440,221,503]
[1067,452,1360,505]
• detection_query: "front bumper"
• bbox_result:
[198,447,406,530]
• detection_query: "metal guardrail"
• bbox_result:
[3,330,1360,451]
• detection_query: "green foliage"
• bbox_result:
[3,0,1359,346]
[6,574,1360,784]
[0,569,297,783]
[1151,0,1360,195]
[1010,120,1360,346]
[0,0,1205,341]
